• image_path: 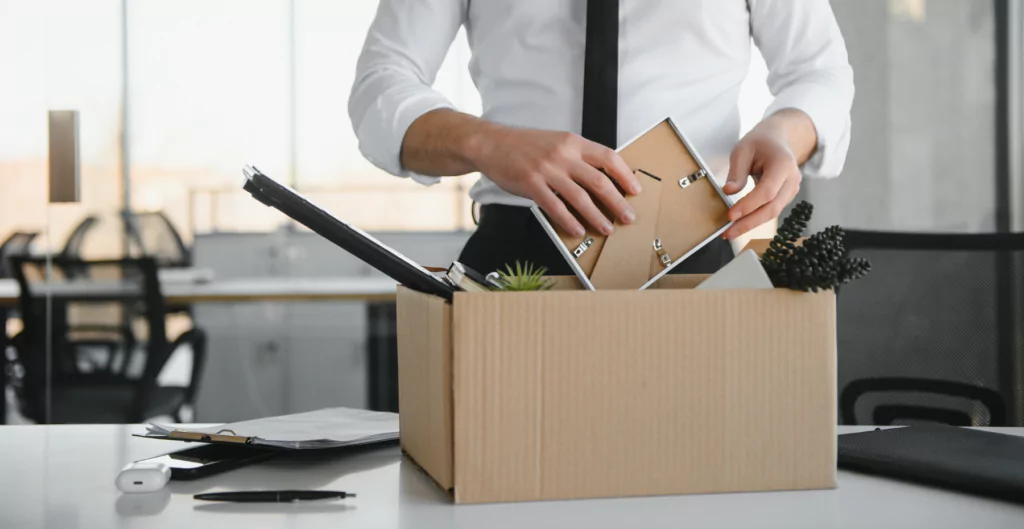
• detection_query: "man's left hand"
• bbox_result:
[721,109,817,240]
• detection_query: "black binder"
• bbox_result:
[242,166,458,300]
[838,425,1024,504]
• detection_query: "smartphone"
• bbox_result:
[135,444,279,481]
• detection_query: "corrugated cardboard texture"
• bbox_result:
[551,275,709,290]
[396,287,454,490]
[590,171,664,290]
[546,276,584,290]
[450,288,836,503]
[649,274,709,290]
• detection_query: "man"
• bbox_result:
[349,0,853,276]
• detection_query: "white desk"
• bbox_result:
[0,275,398,306]
[2,425,1024,529]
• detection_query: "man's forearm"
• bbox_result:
[403,107,819,178]
[400,109,496,177]
[398,108,641,236]
[758,108,818,166]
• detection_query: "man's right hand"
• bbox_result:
[468,126,641,237]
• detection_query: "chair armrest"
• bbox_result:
[840,377,1007,426]
[129,328,208,422]
[170,328,207,405]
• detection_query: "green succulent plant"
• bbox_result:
[494,261,553,292]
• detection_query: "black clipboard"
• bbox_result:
[838,425,1024,504]
[242,166,458,301]
[133,427,277,447]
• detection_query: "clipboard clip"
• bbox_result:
[167,429,261,445]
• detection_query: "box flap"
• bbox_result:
[649,274,710,290]
[547,274,710,291]
[741,239,772,257]
[396,287,453,490]
[742,237,805,258]
[540,276,585,290]
[451,288,836,503]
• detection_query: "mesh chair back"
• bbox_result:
[60,216,99,259]
[838,231,1024,426]
[0,231,37,277]
[124,211,191,267]
[9,257,168,420]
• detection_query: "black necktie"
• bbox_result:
[582,0,619,149]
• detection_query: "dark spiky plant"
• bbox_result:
[493,261,553,292]
[760,201,872,292]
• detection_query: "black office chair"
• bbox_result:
[838,231,1024,426]
[59,216,100,279]
[61,216,99,259]
[0,231,39,424]
[367,302,399,412]
[6,256,207,424]
[1,231,38,277]
[123,211,191,268]
[123,211,194,317]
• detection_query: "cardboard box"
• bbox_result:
[397,244,837,504]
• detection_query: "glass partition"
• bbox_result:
[803,0,1000,233]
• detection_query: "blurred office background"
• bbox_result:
[2,0,1022,425]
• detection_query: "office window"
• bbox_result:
[291,0,481,232]
[127,0,293,237]
[128,0,482,238]
[0,0,124,254]
[0,1,805,245]
[130,1,766,238]
[802,0,999,233]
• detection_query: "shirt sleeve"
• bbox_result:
[347,0,467,185]
[749,0,855,179]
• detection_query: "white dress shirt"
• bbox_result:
[348,0,854,207]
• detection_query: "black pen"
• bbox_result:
[194,490,356,503]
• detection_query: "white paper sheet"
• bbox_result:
[147,407,399,450]
[695,249,774,291]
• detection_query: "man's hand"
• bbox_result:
[721,109,818,240]
[468,126,641,237]
[400,109,640,238]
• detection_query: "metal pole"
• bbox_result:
[287,0,297,189]
[120,0,132,255]
[1006,0,1024,425]
[994,0,1022,425]
[1009,0,1024,233]
[121,0,130,210]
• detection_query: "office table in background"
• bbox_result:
[0,275,399,306]
[1,424,1023,529]
[0,273,399,424]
